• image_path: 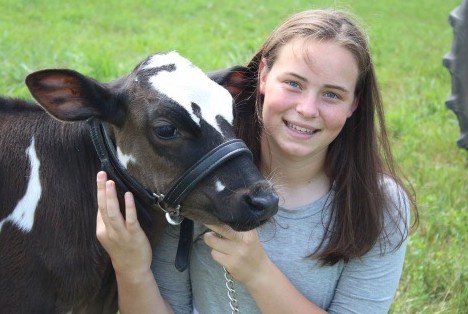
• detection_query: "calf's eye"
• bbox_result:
[154,124,179,139]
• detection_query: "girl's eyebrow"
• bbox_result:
[323,84,351,93]
[286,72,351,93]
[286,72,308,82]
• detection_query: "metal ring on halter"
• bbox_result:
[154,193,184,225]
[165,212,184,225]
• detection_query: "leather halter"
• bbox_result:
[87,117,253,271]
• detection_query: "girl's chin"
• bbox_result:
[276,144,317,159]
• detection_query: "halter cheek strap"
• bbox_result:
[88,118,155,227]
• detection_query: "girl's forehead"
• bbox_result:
[282,38,352,63]
[274,38,359,89]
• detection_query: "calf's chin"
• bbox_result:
[181,179,279,231]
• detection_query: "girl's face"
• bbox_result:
[259,38,359,163]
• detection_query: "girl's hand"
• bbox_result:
[96,171,152,280]
[203,224,272,289]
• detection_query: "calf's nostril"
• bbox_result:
[246,193,279,213]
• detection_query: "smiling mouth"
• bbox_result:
[285,121,317,135]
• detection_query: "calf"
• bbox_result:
[0,52,278,313]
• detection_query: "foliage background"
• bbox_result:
[1,0,466,313]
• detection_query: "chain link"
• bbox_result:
[223,267,240,314]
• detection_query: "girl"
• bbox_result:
[97,9,417,313]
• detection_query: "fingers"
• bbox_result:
[97,171,109,223]
[96,171,141,237]
[96,171,124,237]
[124,192,140,233]
[204,224,260,261]
[96,205,106,242]
[203,224,232,256]
[204,223,236,240]
[95,172,151,273]
[203,224,242,257]
[203,231,228,261]
[105,180,124,226]
[96,171,110,244]
[204,225,267,285]
[204,231,226,250]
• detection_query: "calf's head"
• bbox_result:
[25,51,278,231]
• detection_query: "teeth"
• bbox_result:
[286,122,315,134]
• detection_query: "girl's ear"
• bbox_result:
[347,97,359,118]
[259,58,269,95]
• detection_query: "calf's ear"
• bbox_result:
[208,65,250,98]
[25,69,125,124]
[208,65,258,120]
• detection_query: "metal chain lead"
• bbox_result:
[223,267,240,314]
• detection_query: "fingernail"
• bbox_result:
[97,171,106,180]
[125,192,133,200]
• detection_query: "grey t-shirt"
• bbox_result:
[151,177,410,314]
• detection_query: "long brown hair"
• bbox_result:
[234,9,418,265]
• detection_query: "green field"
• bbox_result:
[1,0,467,313]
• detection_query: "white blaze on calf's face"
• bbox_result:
[117,146,136,169]
[215,180,226,192]
[143,51,234,135]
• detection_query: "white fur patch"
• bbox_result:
[143,51,234,135]
[117,146,136,168]
[215,180,226,192]
[0,138,42,233]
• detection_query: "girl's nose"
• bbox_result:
[296,93,319,118]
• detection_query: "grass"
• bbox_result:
[1,0,467,312]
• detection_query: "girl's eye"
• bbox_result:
[154,124,179,140]
[324,91,339,99]
[285,80,301,89]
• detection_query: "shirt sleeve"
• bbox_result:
[151,224,193,314]
[328,178,411,314]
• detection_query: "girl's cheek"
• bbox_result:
[323,109,350,130]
